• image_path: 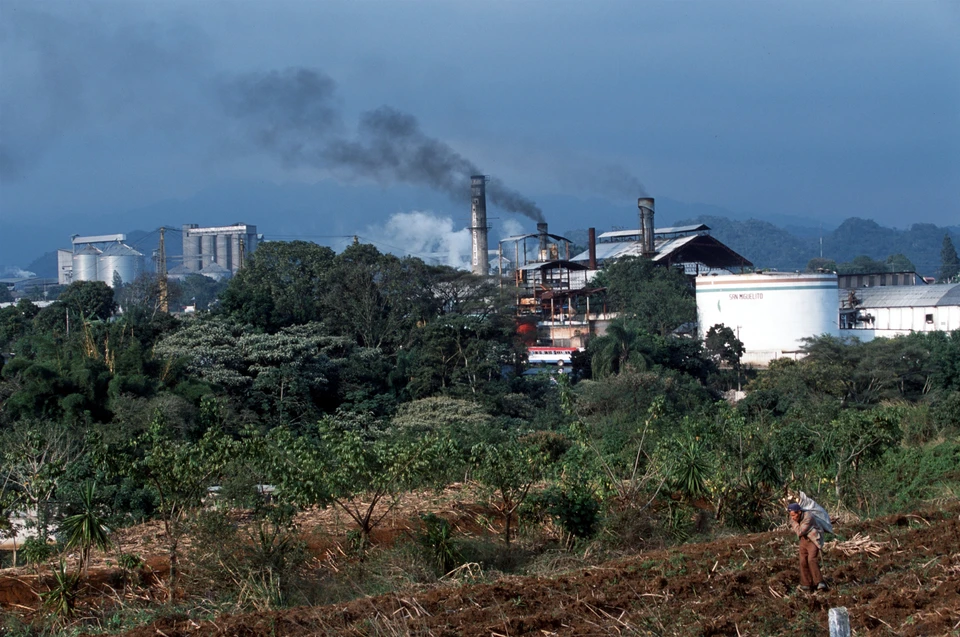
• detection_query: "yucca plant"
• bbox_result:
[40,559,81,618]
[670,437,713,501]
[60,481,111,574]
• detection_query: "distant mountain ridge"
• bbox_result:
[673,216,960,276]
[25,214,960,280]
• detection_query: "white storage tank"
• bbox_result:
[72,245,101,282]
[98,242,144,288]
[696,272,839,366]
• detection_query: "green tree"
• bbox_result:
[121,414,236,593]
[324,244,434,352]
[805,257,838,273]
[0,421,78,540]
[588,318,649,378]
[0,285,13,303]
[704,323,745,389]
[599,256,695,337]
[314,414,454,547]
[218,240,336,330]
[836,255,887,275]
[57,280,117,322]
[885,253,915,272]
[471,437,550,547]
[940,235,959,282]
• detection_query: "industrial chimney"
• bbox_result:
[638,197,655,257]
[588,227,597,270]
[537,222,549,260]
[470,175,489,275]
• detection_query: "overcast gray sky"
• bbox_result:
[1,1,958,264]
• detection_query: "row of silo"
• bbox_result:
[71,240,144,288]
[181,224,259,275]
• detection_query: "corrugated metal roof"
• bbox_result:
[598,224,709,241]
[571,235,695,262]
[651,234,700,261]
[842,283,960,308]
[654,224,710,235]
[100,242,143,257]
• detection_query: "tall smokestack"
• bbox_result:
[470,175,489,275]
[537,222,548,260]
[638,197,655,256]
[588,227,597,270]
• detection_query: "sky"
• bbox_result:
[1,1,958,267]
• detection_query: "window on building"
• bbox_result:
[925,314,934,324]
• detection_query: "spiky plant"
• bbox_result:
[60,481,111,574]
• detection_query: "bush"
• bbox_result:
[855,440,960,515]
[20,536,55,568]
[417,513,461,576]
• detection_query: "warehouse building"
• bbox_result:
[839,283,960,339]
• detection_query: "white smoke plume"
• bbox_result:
[0,267,37,278]
[362,211,533,271]
[363,211,472,269]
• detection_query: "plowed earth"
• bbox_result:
[4,502,959,636]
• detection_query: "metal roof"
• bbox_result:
[499,232,571,244]
[517,259,589,272]
[100,242,143,257]
[570,233,752,270]
[598,224,710,241]
[841,283,960,308]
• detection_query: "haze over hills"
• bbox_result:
[11,179,959,281]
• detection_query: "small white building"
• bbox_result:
[839,283,960,341]
[696,272,840,366]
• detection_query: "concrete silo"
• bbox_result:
[696,272,839,366]
[98,242,144,288]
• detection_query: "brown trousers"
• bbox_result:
[798,536,822,587]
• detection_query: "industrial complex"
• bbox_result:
[2,180,957,371]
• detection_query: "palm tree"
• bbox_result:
[60,481,111,574]
[590,319,649,378]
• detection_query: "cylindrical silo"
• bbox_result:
[98,242,144,288]
[201,235,216,269]
[72,245,101,282]
[182,225,201,271]
[231,234,241,272]
[216,234,230,269]
[695,272,839,367]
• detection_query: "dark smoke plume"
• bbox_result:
[218,68,342,166]
[221,69,543,222]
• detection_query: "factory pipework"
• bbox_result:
[470,175,489,276]
[638,197,655,256]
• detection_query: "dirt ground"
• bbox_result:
[3,497,959,636]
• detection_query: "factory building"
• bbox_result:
[180,223,259,276]
[58,234,145,288]
[838,284,960,339]
[696,272,840,366]
[837,270,926,289]
[485,196,752,351]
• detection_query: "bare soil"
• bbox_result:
[3,497,959,636]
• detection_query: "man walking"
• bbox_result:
[788,502,827,592]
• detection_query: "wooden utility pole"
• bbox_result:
[157,227,169,313]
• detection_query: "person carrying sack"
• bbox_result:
[787,502,828,592]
